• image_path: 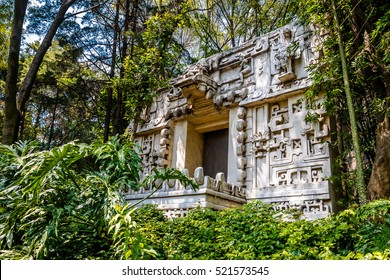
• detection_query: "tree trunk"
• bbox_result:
[2,0,28,144]
[33,103,43,138]
[331,0,367,205]
[113,0,133,135]
[367,116,390,200]
[48,90,59,149]
[18,108,26,140]
[113,0,141,136]
[16,0,76,113]
[103,0,120,141]
[350,0,390,200]
[129,0,139,59]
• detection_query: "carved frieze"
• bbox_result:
[272,199,331,219]
[248,93,332,212]
[272,166,325,186]
[138,22,322,134]
[165,208,189,219]
[302,199,330,216]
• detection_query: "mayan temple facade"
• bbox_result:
[125,22,337,219]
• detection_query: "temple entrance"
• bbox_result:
[202,128,229,177]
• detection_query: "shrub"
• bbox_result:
[133,200,390,260]
[0,138,195,260]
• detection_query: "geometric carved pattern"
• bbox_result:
[274,166,324,186]
[249,93,332,215]
[272,199,331,220]
[165,208,189,219]
[302,199,331,219]
[251,97,330,188]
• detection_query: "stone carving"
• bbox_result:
[310,34,323,65]
[248,94,332,214]
[252,131,270,158]
[302,199,331,219]
[236,107,247,186]
[171,58,217,99]
[238,55,253,85]
[137,135,158,177]
[130,22,333,219]
[272,201,301,211]
[271,199,331,219]
[215,54,254,107]
[183,59,209,78]
[158,128,171,168]
[273,166,325,186]
[164,103,193,121]
[168,86,183,100]
[165,208,189,219]
[138,21,325,134]
[254,37,269,54]
[265,27,312,100]
[301,103,330,157]
[272,27,304,83]
[194,166,204,185]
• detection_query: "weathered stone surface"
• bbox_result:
[194,167,204,185]
[128,22,334,219]
[368,116,390,200]
[125,171,246,218]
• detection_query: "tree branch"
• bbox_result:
[65,0,111,19]
[16,0,77,112]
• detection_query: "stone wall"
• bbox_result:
[127,22,335,219]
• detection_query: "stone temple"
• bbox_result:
[125,22,337,219]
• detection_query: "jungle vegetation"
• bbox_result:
[0,0,389,259]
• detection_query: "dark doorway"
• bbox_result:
[202,128,229,177]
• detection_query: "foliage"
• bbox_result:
[0,137,196,259]
[0,136,387,260]
[16,41,103,146]
[184,0,296,57]
[0,0,12,72]
[121,4,189,124]
[134,200,390,260]
[292,0,390,203]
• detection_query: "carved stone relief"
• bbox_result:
[302,199,331,219]
[248,93,332,218]
[272,199,331,219]
[136,135,158,178]
[170,58,217,100]
[269,27,304,84]
[130,22,333,219]
[165,208,189,219]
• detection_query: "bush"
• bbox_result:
[0,138,195,260]
[1,140,388,260]
[133,200,390,260]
